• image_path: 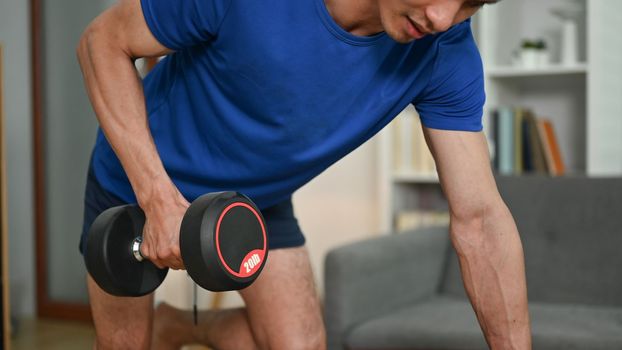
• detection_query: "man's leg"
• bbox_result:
[240,246,325,349]
[153,246,326,350]
[87,274,154,350]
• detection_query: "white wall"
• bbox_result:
[0,0,36,316]
[295,137,381,295]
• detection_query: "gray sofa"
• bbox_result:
[324,175,622,350]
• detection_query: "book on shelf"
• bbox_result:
[392,106,436,176]
[489,106,565,176]
[395,210,450,232]
[490,109,499,170]
[538,119,566,176]
[492,106,515,175]
[513,108,524,174]
[522,110,548,173]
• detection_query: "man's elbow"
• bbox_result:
[448,198,511,256]
[76,18,127,67]
[76,22,102,66]
[76,28,90,66]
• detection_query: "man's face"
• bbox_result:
[378,0,495,43]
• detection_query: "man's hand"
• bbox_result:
[139,185,190,270]
[422,126,532,349]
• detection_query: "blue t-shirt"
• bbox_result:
[91,0,485,209]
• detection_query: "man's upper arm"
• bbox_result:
[83,0,172,59]
[412,21,495,219]
[422,127,501,221]
[84,0,232,58]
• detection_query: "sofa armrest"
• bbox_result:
[324,226,450,350]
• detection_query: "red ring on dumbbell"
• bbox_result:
[215,202,267,278]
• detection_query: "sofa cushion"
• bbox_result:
[345,296,622,350]
[440,176,622,307]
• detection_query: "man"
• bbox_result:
[77,0,531,349]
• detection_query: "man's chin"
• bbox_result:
[387,31,416,44]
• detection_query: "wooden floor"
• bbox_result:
[10,318,209,350]
[11,318,95,350]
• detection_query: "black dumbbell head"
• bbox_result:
[84,205,168,297]
[180,192,268,291]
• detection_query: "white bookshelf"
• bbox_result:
[378,0,622,233]
[392,172,439,184]
[486,63,588,78]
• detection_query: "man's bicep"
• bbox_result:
[86,0,172,59]
[422,126,500,220]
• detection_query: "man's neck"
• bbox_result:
[323,0,383,36]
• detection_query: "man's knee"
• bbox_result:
[257,321,326,350]
[94,330,150,350]
[87,275,153,350]
[92,311,152,350]
[293,326,326,350]
[252,307,327,348]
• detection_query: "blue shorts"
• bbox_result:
[79,166,306,255]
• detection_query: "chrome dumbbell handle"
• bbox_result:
[131,236,145,262]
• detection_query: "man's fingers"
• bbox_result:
[169,259,185,270]
[167,256,186,270]
[141,240,184,270]
[140,240,163,269]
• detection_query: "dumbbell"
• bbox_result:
[84,191,268,297]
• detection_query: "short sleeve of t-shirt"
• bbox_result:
[140,0,233,50]
[413,21,485,132]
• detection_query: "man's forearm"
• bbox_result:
[450,204,532,349]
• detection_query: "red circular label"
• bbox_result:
[215,202,267,278]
